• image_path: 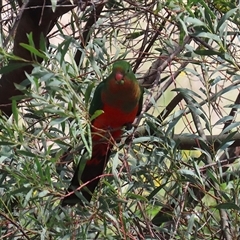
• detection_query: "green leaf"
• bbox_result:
[50,0,57,12]
[0,62,31,74]
[16,150,36,157]
[24,188,33,205]
[125,30,145,40]
[127,193,148,202]
[85,82,95,107]
[221,122,240,135]
[50,117,69,126]
[213,116,234,126]
[90,110,104,121]
[39,190,49,198]
[178,169,200,184]
[19,43,47,60]
[214,202,240,210]
[0,141,16,146]
[185,17,206,27]
[216,8,238,32]
[12,99,18,125]
[192,32,222,44]
[194,49,220,56]
[35,157,45,181]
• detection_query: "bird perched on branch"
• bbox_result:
[61,60,143,206]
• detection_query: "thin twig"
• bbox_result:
[0,211,30,240]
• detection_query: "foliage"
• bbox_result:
[0,0,240,239]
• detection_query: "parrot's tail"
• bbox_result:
[61,143,111,206]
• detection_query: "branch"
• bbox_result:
[74,2,105,66]
[0,211,30,240]
[0,0,76,117]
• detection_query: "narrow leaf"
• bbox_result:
[214,202,240,210]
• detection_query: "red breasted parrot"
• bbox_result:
[61,60,143,206]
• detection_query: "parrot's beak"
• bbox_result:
[115,72,125,84]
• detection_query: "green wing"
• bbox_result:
[89,81,105,116]
[89,65,114,117]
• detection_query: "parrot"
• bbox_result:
[61,60,143,206]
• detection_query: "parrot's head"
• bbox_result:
[102,60,141,111]
[112,60,133,85]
